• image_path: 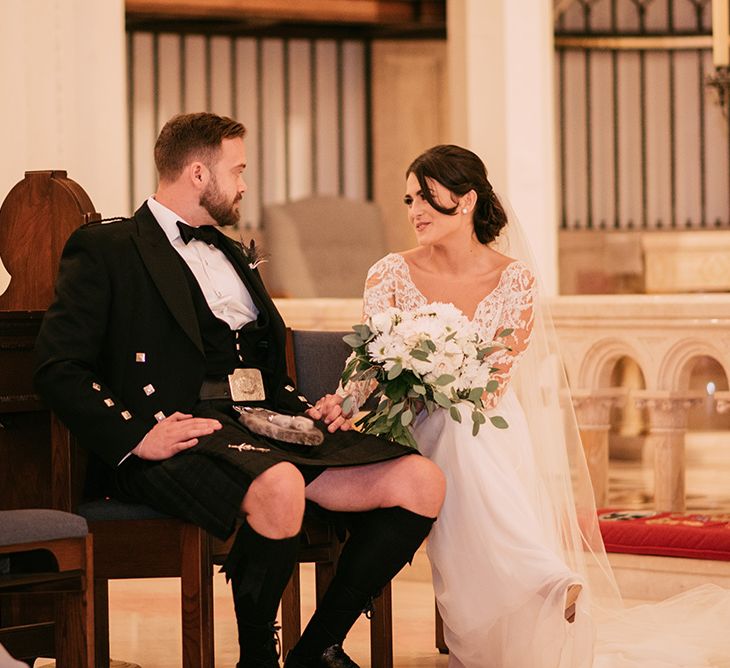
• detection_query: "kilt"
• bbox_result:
[114,401,414,541]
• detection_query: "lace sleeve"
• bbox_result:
[336,257,396,410]
[482,263,537,409]
[361,256,397,319]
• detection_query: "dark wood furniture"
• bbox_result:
[0,509,94,668]
[0,172,214,668]
[0,172,396,667]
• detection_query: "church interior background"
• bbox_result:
[1,0,730,665]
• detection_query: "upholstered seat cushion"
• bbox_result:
[78,498,171,522]
[0,509,88,546]
[598,508,730,561]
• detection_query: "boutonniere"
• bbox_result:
[239,237,269,270]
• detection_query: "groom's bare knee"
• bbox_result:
[241,462,305,538]
[384,455,445,516]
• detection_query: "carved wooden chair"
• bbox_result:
[0,173,394,667]
[0,171,214,668]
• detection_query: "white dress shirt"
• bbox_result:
[146,196,259,329]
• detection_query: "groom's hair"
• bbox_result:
[407,144,508,245]
[155,112,246,181]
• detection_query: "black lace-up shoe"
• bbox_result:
[284,644,360,668]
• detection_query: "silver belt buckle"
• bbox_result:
[228,368,266,402]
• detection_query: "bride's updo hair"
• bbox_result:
[406,144,508,245]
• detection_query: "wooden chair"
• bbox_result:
[0,509,94,668]
[0,172,214,668]
[0,173,393,666]
[280,329,394,667]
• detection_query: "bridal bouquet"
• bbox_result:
[341,303,510,448]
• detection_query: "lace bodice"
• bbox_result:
[342,252,537,411]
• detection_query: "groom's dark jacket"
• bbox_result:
[34,202,308,471]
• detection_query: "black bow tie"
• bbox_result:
[177,221,222,248]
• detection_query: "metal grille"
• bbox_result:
[555,0,730,230]
[127,32,369,229]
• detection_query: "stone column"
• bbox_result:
[715,390,730,415]
[447,0,558,294]
[572,388,626,508]
[633,391,704,512]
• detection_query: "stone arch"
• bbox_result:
[657,339,730,391]
[577,337,649,389]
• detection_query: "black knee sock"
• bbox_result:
[289,506,435,659]
[223,521,300,667]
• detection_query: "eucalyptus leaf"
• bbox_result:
[472,410,486,425]
[401,409,413,426]
[424,339,437,352]
[468,387,483,403]
[497,328,514,338]
[490,415,509,429]
[433,391,451,408]
[388,401,405,419]
[485,380,499,393]
[343,333,363,348]
[341,395,355,416]
[413,385,426,395]
[387,362,403,380]
[410,349,430,361]
[449,405,462,423]
[352,324,372,339]
[435,374,456,386]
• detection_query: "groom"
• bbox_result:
[34,112,445,667]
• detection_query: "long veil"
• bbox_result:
[494,204,730,667]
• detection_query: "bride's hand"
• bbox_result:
[307,393,353,432]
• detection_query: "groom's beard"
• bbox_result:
[200,176,241,228]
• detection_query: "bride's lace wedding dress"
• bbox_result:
[346,253,591,667]
[344,253,730,668]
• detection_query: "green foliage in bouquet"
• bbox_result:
[341,317,510,449]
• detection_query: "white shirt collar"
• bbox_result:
[146,196,190,244]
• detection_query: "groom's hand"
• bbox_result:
[307,393,353,432]
[132,412,222,460]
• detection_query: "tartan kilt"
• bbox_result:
[113,402,414,541]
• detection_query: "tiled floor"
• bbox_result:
[35,429,730,668]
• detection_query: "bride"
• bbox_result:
[311,144,730,668]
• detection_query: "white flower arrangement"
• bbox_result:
[341,303,510,448]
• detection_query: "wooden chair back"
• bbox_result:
[0,172,214,668]
[0,170,100,311]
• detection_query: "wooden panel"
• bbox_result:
[89,520,188,579]
[126,0,445,25]
[0,312,51,511]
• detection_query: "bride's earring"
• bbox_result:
[461,207,468,214]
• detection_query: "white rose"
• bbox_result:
[370,309,397,335]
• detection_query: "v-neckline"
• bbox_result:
[394,253,518,322]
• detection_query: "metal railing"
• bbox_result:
[555,0,729,231]
[127,31,371,228]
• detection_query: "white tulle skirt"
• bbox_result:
[413,390,730,668]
